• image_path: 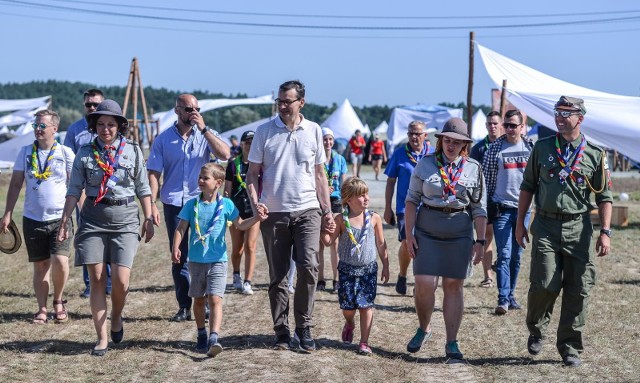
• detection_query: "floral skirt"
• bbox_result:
[337,261,378,310]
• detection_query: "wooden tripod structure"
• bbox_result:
[122,57,155,145]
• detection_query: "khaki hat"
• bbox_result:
[554,96,586,114]
[435,117,472,143]
[0,220,22,254]
[87,99,129,127]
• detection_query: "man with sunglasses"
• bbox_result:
[516,96,612,367]
[147,94,230,322]
[384,121,434,295]
[482,109,534,315]
[63,88,112,298]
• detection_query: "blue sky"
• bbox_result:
[1,0,639,108]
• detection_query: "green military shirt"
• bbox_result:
[520,133,613,214]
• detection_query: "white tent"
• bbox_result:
[386,105,463,148]
[152,95,274,133]
[320,99,366,141]
[471,109,487,141]
[478,44,640,162]
[373,120,388,141]
[0,96,50,113]
[220,116,273,146]
[0,125,34,168]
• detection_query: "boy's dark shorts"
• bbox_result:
[23,217,72,262]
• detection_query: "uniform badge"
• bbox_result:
[603,156,609,170]
[548,170,554,178]
[576,177,584,185]
[548,154,554,162]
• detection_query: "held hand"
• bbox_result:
[141,220,155,243]
[406,234,418,259]
[171,248,181,264]
[472,242,484,265]
[256,204,269,222]
[515,223,529,249]
[322,214,336,234]
[381,264,390,284]
[151,204,161,227]
[596,234,611,257]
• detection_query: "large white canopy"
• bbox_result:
[478,44,640,162]
[0,124,34,168]
[471,109,487,141]
[0,96,50,113]
[386,105,463,147]
[320,99,367,140]
[152,95,274,133]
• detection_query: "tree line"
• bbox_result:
[0,80,490,133]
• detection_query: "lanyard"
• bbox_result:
[31,141,57,187]
[193,192,224,253]
[342,207,371,256]
[483,136,490,151]
[554,134,586,184]
[324,150,335,187]
[91,136,126,204]
[436,153,466,201]
[233,156,247,192]
[405,142,428,164]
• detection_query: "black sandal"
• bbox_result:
[53,299,69,323]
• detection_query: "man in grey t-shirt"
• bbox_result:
[483,109,534,315]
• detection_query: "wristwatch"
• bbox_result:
[474,239,487,246]
[600,228,612,238]
[321,209,332,216]
[200,126,221,138]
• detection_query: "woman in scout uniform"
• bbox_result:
[404,118,487,361]
[516,96,612,368]
[58,99,154,356]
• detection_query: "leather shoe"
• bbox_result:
[91,344,108,356]
[170,308,191,322]
[111,324,124,344]
[563,355,582,367]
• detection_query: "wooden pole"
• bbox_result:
[122,58,136,116]
[499,79,508,117]
[132,59,140,144]
[135,62,153,146]
[466,31,474,140]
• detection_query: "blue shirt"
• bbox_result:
[384,144,434,214]
[178,196,239,263]
[64,118,96,154]
[147,123,214,207]
[326,150,348,199]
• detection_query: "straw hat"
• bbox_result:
[0,220,22,254]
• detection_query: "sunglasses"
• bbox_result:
[503,123,521,130]
[274,98,301,106]
[31,123,52,130]
[554,110,581,118]
[178,106,201,113]
[84,102,100,108]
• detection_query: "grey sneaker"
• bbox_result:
[406,327,432,353]
[294,326,316,352]
[563,355,582,367]
[495,304,509,315]
[527,335,543,355]
[232,274,242,291]
[445,340,463,360]
[206,341,223,358]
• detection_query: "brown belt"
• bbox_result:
[535,209,587,221]
[88,196,135,206]
[425,205,466,213]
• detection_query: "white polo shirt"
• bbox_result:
[248,114,326,212]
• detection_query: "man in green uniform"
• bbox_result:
[516,96,612,368]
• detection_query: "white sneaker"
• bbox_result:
[288,284,295,294]
[233,274,242,291]
[242,281,254,295]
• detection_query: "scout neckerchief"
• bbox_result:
[405,142,429,165]
[436,153,466,203]
[193,192,224,253]
[324,150,335,187]
[554,134,586,185]
[482,136,490,151]
[31,141,57,189]
[342,206,371,256]
[233,156,247,193]
[91,136,126,205]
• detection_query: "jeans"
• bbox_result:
[164,203,192,310]
[493,207,530,305]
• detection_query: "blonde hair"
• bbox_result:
[201,162,225,180]
[341,177,369,208]
[34,109,60,126]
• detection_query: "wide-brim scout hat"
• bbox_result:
[435,117,473,143]
[554,95,587,114]
[87,99,129,127]
[0,220,22,254]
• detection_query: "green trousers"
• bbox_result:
[526,213,596,358]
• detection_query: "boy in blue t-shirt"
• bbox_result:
[172,163,265,357]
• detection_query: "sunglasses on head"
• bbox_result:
[554,110,580,118]
[178,106,201,113]
[84,102,100,108]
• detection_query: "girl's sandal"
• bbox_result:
[32,311,48,324]
[53,299,69,323]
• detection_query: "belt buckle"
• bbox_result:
[443,206,452,213]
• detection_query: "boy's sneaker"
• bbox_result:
[495,303,509,315]
[357,342,372,356]
[242,281,254,295]
[206,341,223,358]
[232,274,242,291]
[316,280,326,292]
[274,333,291,350]
[407,327,432,353]
[294,326,316,352]
[341,322,355,344]
[195,333,208,352]
[395,275,407,295]
[445,340,464,360]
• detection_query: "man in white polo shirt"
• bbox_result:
[246,80,334,352]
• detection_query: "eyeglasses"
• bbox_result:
[554,110,580,118]
[178,106,201,113]
[84,102,100,108]
[407,131,425,137]
[503,123,521,130]
[275,98,301,106]
[31,123,52,130]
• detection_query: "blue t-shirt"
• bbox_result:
[178,196,239,263]
[384,144,434,214]
[326,150,348,199]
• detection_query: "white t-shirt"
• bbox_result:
[14,143,75,221]
[248,115,326,212]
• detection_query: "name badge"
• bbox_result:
[107,175,119,188]
[447,195,457,203]
[558,169,569,179]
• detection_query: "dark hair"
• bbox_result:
[504,109,523,124]
[87,115,129,135]
[435,136,469,157]
[279,80,305,98]
[83,88,104,99]
[486,111,501,119]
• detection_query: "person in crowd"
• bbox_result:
[348,129,366,178]
[404,118,486,361]
[224,130,261,295]
[321,177,389,355]
[368,134,387,181]
[229,135,241,158]
[147,94,230,322]
[57,100,154,356]
[246,80,334,352]
[384,121,434,295]
[173,163,265,357]
[317,127,348,292]
[63,88,111,298]
[1,110,75,324]
[483,109,534,315]
[516,96,612,368]
[470,111,503,289]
